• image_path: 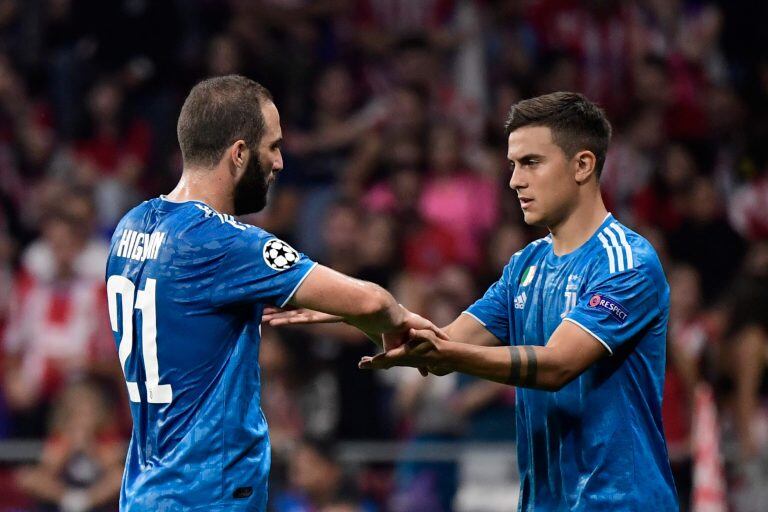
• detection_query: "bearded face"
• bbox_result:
[233,150,271,215]
[233,100,283,215]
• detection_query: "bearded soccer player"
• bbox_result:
[105,75,441,511]
[267,92,678,510]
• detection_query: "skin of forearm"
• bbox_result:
[342,285,405,340]
[441,342,570,391]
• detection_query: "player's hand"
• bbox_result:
[381,308,448,351]
[262,306,343,326]
[360,328,452,375]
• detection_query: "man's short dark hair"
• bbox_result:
[177,75,273,168]
[504,92,612,178]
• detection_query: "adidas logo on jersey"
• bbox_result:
[514,291,527,309]
[116,230,166,262]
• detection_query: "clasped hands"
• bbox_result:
[262,306,453,375]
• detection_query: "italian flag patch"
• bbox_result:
[520,265,536,286]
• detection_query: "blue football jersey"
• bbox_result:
[105,197,317,511]
[466,214,677,511]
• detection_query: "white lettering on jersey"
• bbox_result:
[116,230,166,261]
[194,203,249,231]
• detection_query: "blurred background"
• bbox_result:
[0,0,766,511]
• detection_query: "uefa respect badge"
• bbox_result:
[587,293,629,323]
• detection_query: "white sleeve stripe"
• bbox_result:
[562,318,613,356]
[461,310,487,327]
[610,222,634,269]
[602,228,625,271]
[597,232,616,274]
[279,262,319,308]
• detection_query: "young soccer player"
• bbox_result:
[105,75,442,511]
[270,92,679,510]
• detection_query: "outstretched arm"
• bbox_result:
[262,306,342,326]
[442,313,505,347]
[262,306,499,346]
[287,264,444,348]
[360,320,607,391]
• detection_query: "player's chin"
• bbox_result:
[521,209,545,226]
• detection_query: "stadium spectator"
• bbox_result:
[723,241,768,512]
[260,327,303,457]
[273,438,373,512]
[22,187,109,281]
[418,124,498,268]
[663,264,712,510]
[2,211,113,436]
[14,378,124,512]
[668,176,746,302]
[73,79,151,231]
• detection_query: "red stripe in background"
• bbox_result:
[47,289,72,324]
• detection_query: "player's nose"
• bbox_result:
[509,168,525,190]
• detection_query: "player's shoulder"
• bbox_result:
[188,202,255,236]
[188,203,303,268]
[110,199,156,245]
[498,234,552,281]
[510,234,552,263]
[590,216,665,282]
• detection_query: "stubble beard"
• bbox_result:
[234,154,271,216]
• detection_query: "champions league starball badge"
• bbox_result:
[263,238,300,271]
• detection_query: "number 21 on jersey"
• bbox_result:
[107,275,173,404]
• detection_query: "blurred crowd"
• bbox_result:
[0,0,766,511]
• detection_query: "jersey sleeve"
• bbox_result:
[464,261,513,345]
[564,267,660,355]
[209,229,317,308]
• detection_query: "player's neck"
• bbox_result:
[166,168,236,215]
[548,194,608,256]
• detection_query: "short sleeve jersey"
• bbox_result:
[105,197,317,511]
[466,214,677,511]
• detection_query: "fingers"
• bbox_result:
[261,308,343,326]
[261,309,303,325]
[263,306,292,315]
[397,309,450,344]
[408,328,439,344]
[431,325,450,340]
[359,345,410,369]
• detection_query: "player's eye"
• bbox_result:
[508,161,516,172]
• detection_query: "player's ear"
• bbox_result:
[230,140,248,177]
[573,150,597,184]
